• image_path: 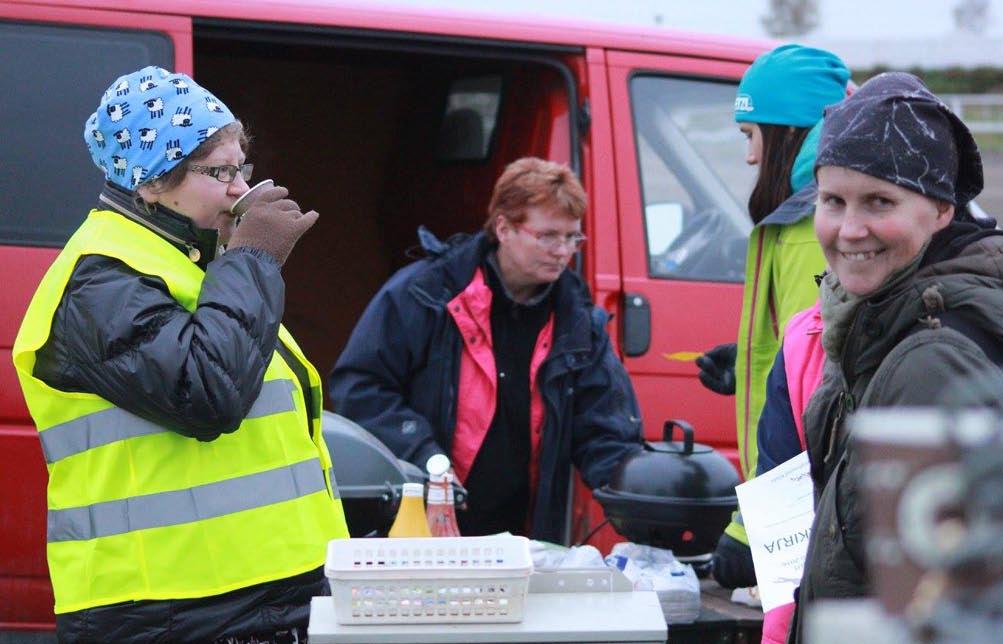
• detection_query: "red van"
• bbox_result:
[0,0,766,633]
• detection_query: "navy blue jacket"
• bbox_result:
[330,229,643,543]
[755,349,804,476]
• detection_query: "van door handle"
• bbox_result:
[622,292,651,357]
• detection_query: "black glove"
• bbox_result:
[695,342,737,395]
[228,185,319,266]
[711,532,757,589]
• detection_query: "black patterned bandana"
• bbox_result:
[815,72,983,206]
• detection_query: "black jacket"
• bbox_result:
[56,568,325,643]
[35,187,284,441]
[38,186,322,643]
[329,229,643,543]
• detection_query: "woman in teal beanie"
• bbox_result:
[697,43,849,590]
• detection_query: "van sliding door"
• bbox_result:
[606,51,755,467]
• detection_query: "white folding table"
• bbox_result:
[308,569,667,644]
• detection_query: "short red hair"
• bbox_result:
[484,157,586,242]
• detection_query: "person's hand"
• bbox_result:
[695,342,737,395]
[711,532,757,589]
[227,185,318,266]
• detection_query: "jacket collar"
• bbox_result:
[842,230,1003,382]
[409,228,490,305]
[548,273,594,361]
[759,181,818,227]
[484,250,556,307]
[97,182,220,270]
[410,228,594,359]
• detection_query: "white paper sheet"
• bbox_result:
[734,450,814,612]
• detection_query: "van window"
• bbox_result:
[0,21,172,247]
[631,75,756,282]
[435,75,502,161]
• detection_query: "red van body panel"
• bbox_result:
[0,0,769,630]
[7,0,767,58]
[0,248,59,631]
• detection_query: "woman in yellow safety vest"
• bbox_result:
[12,66,349,643]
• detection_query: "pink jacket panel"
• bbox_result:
[762,601,796,644]
[447,268,552,488]
[781,300,824,449]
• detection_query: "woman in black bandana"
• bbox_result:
[788,72,1003,642]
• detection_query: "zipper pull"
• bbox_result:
[186,243,201,263]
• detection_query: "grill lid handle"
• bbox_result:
[663,419,694,455]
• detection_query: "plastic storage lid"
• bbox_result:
[426,453,451,477]
[401,482,424,497]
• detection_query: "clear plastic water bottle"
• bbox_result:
[425,454,461,537]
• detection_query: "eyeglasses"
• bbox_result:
[189,163,253,184]
[515,224,587,251]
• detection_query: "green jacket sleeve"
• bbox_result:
[772,215,825,334]
[735,215,824,484]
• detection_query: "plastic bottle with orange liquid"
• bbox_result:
[387,482,432,537]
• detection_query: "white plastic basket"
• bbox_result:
[324,535,533,625]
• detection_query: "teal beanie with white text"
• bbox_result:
[734,44,849,128]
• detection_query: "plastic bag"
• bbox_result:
[605,542,701,624]
[529,540,606,569]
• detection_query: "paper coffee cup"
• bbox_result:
[230,179,274,216]
[852,407,996,615]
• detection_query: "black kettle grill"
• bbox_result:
[321,411,466,537]
[593,419,740,557]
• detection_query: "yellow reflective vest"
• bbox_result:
[12,209,349,614]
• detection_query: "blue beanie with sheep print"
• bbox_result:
[84,66,235,191]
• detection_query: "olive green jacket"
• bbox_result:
[790,231,1003,642]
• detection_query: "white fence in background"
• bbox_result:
[941,94,1003,134]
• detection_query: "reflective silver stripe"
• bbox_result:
[246,379,297,419]
[327,467,341,500]
[39,379,297,464]
[48,458,326,543]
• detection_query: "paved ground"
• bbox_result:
[979,152,1003,219]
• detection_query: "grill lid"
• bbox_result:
[607,419,740,502]
[594,419,740,555]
